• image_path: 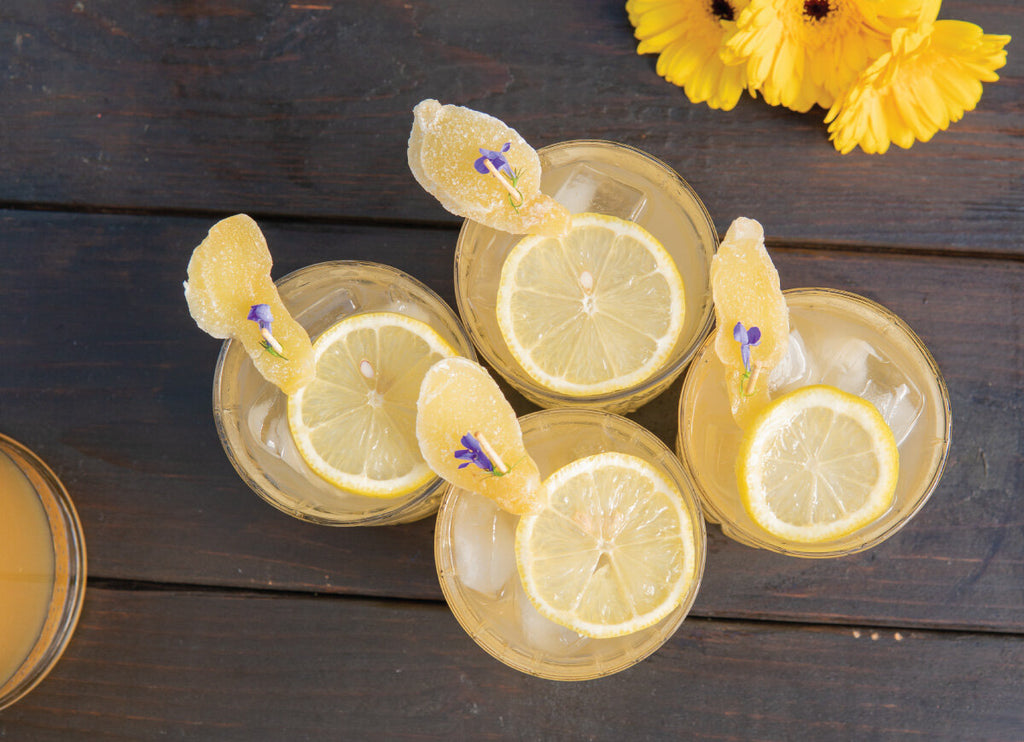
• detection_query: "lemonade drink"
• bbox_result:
[679,289,951,557]
[0,434,86,710]
[213,261,476,525]
[435,408,706,680]
[455,140,717,413]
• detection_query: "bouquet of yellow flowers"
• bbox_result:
[626,0,1009,153]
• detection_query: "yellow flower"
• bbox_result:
[826,4,1010,154]
[627,0,751,111]
[725,0,921,113]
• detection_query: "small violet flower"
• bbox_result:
[733,321,761,374]
[247,304,274,332]
[454,433,494,472]
[473,143,514,178]
[247,303,287,359]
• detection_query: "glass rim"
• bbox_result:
[435,407,707,680]
[0,433,87,711]
[212,259,476,526]
[453,139,718,408]
[678,286,952,558]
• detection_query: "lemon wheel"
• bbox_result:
[496,213,685,397]
[515,452,697,639]
[738,385,899,543]
[287,312,457,498]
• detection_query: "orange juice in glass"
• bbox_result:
[0,434,86,710]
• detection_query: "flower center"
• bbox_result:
[803,0,832,21]
[710,0,734,21]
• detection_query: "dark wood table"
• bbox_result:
[1,2,1021,739]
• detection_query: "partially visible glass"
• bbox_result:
[678,288,952,557]
[214,261,476,526]
[436,408,706,680]
[455,140,717,414]
[0,434,86,711]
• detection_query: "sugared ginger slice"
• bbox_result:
[710,217,789,427]
[184,214,314,395]
[408,99,571,237]
[416,357,543,515]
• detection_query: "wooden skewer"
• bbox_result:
[261,327,284,356]
[472,431,509,474]
[482,159,524,207]
[744,364,762,396]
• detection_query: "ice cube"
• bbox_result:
[818,339,923,445]
[768,328,814,396]
[554,163,646,221]
[513,578,587,655]
[818,338,873,396]
[301,287,358,323]
[861,354,923,446]
[257,393,289,453]
[452,493,518,598]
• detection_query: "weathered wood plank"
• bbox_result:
[1,1,1020,252]
[0,587,1021,740]
[0,210,1020,632]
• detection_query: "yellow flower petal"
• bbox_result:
[728,0,893,112]
[628,0,751,111]
[827,17,1010,154]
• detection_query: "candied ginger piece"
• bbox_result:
[408,99,571,237]
[416,357,543,515]
[184,214,314,395]
[710,217,789,427]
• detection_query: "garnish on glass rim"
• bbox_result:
[183,213,314,395]
[733,321,761,396]
[416,356,544,514]
[247,303,288,359]
[473,143,524,211]
[710,216,788,427]
[406,99,570,236]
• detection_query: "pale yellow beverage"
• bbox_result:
[679,289,951,557]
[0,434,86,710]
[435,409,706,680]
[455,140,717,413]
[214,261,476,526]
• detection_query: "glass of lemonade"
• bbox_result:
[435,408,706,680]
[214,260,476,526]
[678,288,952,557]
[455,140,718,414]
[0,434,86,710]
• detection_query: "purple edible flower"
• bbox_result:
[733,322,761,373]
[473,143,514,178]
[454,433,494,472]
[247,304,274,332]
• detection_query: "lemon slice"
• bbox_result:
[738,385,899,543]
[496,213,685,397]
[515,452,697,639]
[416,357,543,515]
[287,312,457,497]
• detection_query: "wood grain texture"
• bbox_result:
[1,210,1020,633]
[0,587,1021,741]
[1,1,1020,252]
